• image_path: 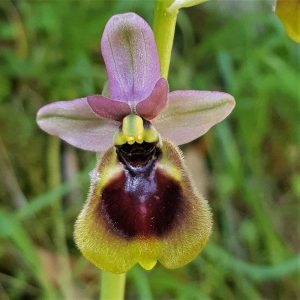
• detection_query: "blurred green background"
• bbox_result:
[0,0,299,299]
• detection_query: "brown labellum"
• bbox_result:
[101,141,182,238]
[74,139,212,273]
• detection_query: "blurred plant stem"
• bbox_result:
[47,136,73,299]
[0,136,27,208]
[7,0,28,59]
[62,145,82,205]
[153,0,177,78]
[100,272,126,300]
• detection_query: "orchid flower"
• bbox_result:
[37,13,235,274]
[275,0,300,43]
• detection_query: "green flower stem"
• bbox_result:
[100,272,126,300]
[153,0,178,79]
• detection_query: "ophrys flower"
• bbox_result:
[37,13,235,273]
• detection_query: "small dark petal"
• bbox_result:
[87,95,131,121]
[135,78,169,120]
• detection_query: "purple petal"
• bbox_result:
[152,90,235,145]
[37,98,119,152]
[101,13,161,103]
[136,78,169,120]
[87,95,131,121]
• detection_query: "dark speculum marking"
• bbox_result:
[100,142,183,239]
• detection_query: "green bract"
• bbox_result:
[167,0,209,14]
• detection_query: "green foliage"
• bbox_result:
[0,0,299,299]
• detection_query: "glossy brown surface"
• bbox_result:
[100,142,183,238]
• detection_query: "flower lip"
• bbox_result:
[74,139,213,273]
